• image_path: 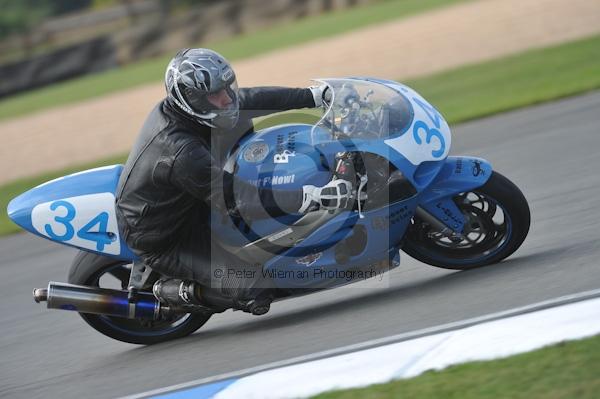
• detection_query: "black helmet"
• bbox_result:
[165,48,239,129]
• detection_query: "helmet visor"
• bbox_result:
[203,80,240,129]
[205,80,239,111]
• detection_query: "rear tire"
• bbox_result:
[403,171,530,269]
[68,251,211,345]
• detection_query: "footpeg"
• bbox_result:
[235,297,271,315]
[248,300,270,315]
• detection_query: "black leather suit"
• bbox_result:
[116,87,316,298]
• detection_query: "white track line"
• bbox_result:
[122,288,600,398]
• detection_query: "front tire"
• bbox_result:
[403,171,530,269]
[68,251,211,345]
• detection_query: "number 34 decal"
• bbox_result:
[383,91,450,165]
[32,193,121,255]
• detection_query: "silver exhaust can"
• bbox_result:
[34,282,161,320]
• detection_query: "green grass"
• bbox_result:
[2,34,600,236]
[313,334,600,399]
[0,0,469,122]
[412,34,600,123]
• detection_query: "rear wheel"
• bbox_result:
[68,251,211,345]
[403,171,530,269]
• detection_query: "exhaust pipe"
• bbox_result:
[33,282,162,320]
[33,288,48,302]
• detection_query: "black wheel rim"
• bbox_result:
[409,191,513,265]
[87,262,193,337]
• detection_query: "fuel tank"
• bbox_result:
[228,123,334,191]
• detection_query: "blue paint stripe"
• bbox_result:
[150,378,238,399]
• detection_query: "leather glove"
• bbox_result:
[299,179,353,213]
[309,83,331,108]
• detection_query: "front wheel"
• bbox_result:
[403,171,530,270]
[68,251,211,345]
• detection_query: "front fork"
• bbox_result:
[415,156,493,237]
[414,206,465,241]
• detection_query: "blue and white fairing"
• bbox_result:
[306,77,490,232]
[7,165,136,260]
[311,77,452,189]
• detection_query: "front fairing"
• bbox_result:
[310,78,452,190]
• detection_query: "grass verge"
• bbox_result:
[411,34,600,123]
[2,34,600,236]
[0,0,469,122]
[312,334,600,399]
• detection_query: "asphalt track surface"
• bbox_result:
[1,92,600,398]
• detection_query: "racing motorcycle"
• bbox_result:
[7,78,530,344]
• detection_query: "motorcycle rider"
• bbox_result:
[115,48,352,314]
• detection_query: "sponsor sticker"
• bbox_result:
[273,149,296,164]
[243,142,269,163]
[296,252,322,267]
[249,174,296,187]
[267,227,293,242]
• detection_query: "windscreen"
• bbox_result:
[311,78,413,143]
